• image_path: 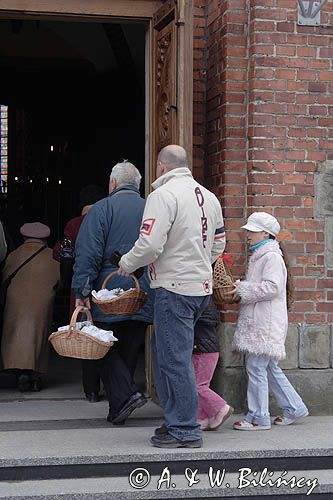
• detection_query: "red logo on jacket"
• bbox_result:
[140,218,156,236]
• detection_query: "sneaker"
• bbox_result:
[233,419,271,431]
[208,405,234,431]
[198,418,210,430]
[154,423,168,436]
[274,411,309,426]
[150,433,202,449]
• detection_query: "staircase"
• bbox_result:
[0,400,332,499]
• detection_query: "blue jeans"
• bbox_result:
[245,353,308,426]
[152,288,210,441]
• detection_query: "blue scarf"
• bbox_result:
[250,239,272,253]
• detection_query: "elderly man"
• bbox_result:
[72,161,153,424]
[118,145,225,448]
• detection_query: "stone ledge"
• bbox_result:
[299,325,331,369]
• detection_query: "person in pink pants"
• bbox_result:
[192,298,234,430]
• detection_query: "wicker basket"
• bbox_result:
[92,271,147,315]
[48,306,113,360]
[213,257,237,306]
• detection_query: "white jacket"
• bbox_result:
[120,168,225,296]
[232,240,288,360]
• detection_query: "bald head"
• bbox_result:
[158,145,188,172]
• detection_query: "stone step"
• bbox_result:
[0,400,332,498]
[0,470,332,499]
[0,420,332,482]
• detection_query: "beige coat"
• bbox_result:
[1,239,59,372]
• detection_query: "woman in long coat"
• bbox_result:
[1,222,59,391]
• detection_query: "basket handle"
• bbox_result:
[69,306,93,331]
[101,270,140,293]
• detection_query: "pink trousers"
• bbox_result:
[192,352,227,420]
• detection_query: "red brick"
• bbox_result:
[316,302,333,312]
[308,82,327,93]
[276,45,296,56]
[305,314,327,323]
[293,301,315,312]
[319,72,333,81]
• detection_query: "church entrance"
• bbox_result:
[0,0,193,401]
[0,17,146,247]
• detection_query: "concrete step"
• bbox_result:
[0,399,332,498]
[0,470,332,499]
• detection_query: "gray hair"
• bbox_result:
[110,160,142,189]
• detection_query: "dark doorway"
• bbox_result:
[0,18,146,247]
[0,17,147,398]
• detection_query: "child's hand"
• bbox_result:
[224,285,241,303]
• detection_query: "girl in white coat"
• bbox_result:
[231,212,308,430]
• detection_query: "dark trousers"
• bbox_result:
[82,359,100,394]
[96,320,148,418]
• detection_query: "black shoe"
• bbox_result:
[106,410,125,425]
[107,414,125,425]
[154,423,168,436]
[111,392,147,424]
[30,378,42,392]
[17,374,30,392]
[85,392,100,403]
[150,433,203,449]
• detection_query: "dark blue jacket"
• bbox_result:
[72,185,154,324]
[193,297,220,353]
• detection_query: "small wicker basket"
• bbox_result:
[92,271,147,315]
[213,256,237,306]
[48,306,113,360]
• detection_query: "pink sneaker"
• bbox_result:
[198,418,210,430]
[208,404,234,431]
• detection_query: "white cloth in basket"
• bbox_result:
[91,288,125,301]
[57,321,117,343]
[81,325,118,343]
[58,321,91,331]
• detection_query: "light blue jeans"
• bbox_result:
[152,288,210,441]
[245,353,308,426]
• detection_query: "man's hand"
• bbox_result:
[117,265,144,279]
[75,297,91,309]
[117,266,131,277]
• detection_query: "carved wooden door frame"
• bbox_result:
[150,0,193,185]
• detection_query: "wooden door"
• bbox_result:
[146,0,193,399]
[151,0,193,180]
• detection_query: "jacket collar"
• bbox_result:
[152,167,192,190]
[23,238,47,246]
[108,185,140,197]
[249,239,282,262]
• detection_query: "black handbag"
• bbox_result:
[59,238,75,290]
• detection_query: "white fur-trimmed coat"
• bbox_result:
[232,240,288,360]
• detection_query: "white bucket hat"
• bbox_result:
[241,212,280,237]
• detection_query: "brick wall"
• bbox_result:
[193,0,207,183]
[194,0,333,326]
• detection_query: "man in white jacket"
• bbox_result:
[119,145,225,448]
